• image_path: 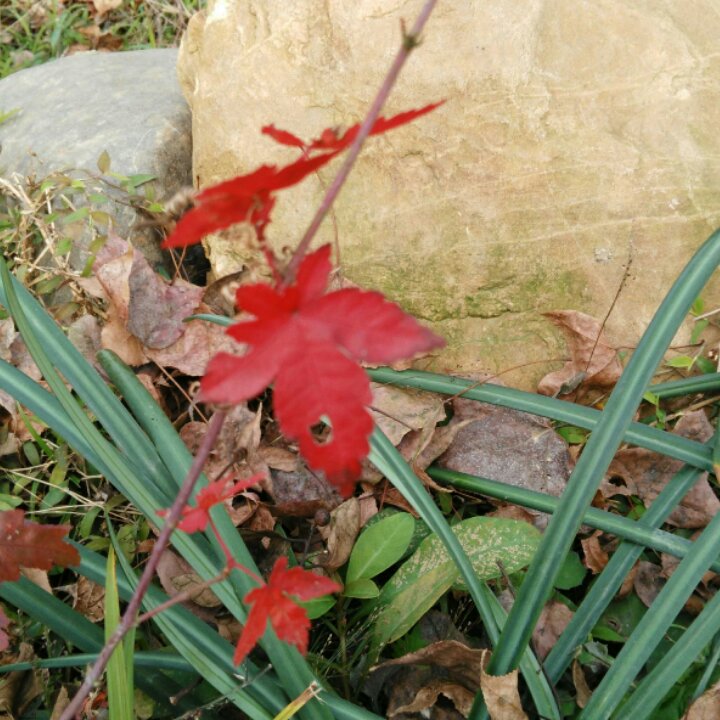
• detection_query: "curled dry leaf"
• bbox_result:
[683,678,720,720]
[480,649,529,720]
[72,576,105,623]
[581,533,609,574]
[604,411,718,528]
[634,561,665,608]
[319,497,361,570]
[155,550,221,614]
[372,640,485,718]
[532,600,574,661]
[537,310,622,398]
[572,660,593,709]
[0,642,43,717]
[268,467,342,518]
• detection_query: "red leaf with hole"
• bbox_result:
[157,473,263,533]
[0,510,80,583]
[163,102,443,249]
[233,556,340,666]
[201,245,444,495]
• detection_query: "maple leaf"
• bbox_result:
[233,556,341,666]
[0,606,8,652]
[158,474,263,533]
[162,102,443,249]
[0,510,80,583]
[201,245,444,495]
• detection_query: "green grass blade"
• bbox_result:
[98,349,337,720]
[0,577,199,715]
[649,372,720,398]
[369,430,560,720]
[579,508,720,719]
[487,228,720,680]
[0,651,193,673]
[105,547,133,720]
[543,462,703,683]
[367,368,711,472]
[0,266,173,489]
[430,467,718,572]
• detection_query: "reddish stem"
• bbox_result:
[59,410,228,720]
[282,0,439,285]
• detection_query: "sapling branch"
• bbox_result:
[59,409,228,720]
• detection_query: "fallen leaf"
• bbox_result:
[0,606,8,652]
[72,576,105,623]
[92,0,122,16]
[480,649,529,720]
[319,497,361,570]
[0,510,79,582]
[572,660,592,709]
[20,568,51,593]
[634,561,665,608]
[581,533,609,574]
[538,311,622,398]
[605,411,718,528]
[0,642,43,717]
[127,258,204,348]
[155,550,221,611]
[532,601,574,661]
[50,685,69,719]
[67,315,102,369]
[268,466,342,518]
[683,678,720,719]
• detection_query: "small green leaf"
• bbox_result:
[554,551,586,590]
[665,355,694,369]
[690,318,709,344]
[56,238,73,256]
[691,296,705,316]
[97,150,111,174]
[556,425,589,444]
[62,207,89,225]
[346,512,415,584]
[696,356,716,375]
[35,276,63,295]
[343,578,380,599]
[297,595,335,620]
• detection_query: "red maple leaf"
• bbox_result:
[0,606,9,652]
[162,102,443,250]
[0,510,80,583]
[233,556,340,666]
[158,474,262,533]
[201,245,444,495]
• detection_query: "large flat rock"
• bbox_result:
[0,49,191,266]
[178,1,720,387]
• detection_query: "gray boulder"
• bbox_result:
[0,49,191,266]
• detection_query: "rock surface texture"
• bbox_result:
[0,49,191,266]
[176,2,720,385]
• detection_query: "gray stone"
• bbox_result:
[0,49,191,266]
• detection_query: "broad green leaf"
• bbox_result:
[372,517,540,646]
[297,596,335,620]
[346,513,414,584]
[554,551,586,590]
[343,578,379,599]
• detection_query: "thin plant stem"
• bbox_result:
[59,410,228,720]
[282,0,439,284]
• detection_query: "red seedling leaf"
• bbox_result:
[0,605,9,651]
[201,245,444,495]
[233,556,340,666]
[265,101,445,152]
[158,473,263,533]
[164,102,443,249]
[0,510,80,583]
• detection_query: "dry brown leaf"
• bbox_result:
[155,550,220,613]
[487,505,537,525]
[532,601,574,661]
[438,403,571,527]
[618,562,638,598]
[257,445,298,473]
[369,383,445,446]
[0,642,43,717]
[127,258,204,349]
[572,660,592,709]
[269,467,341,518]
[72,576,105,623]
[19,568,51,594]
[50,686,70,720]
[92,0,122,16]
[67,315,102,369]
[581,533,609,574]
[373,640,485,718]
[683,678,720,719]
[320,497,360,570]
[605,411,717,528]
[537,310,622,397]
[634,561,665,608]
[480,649,529,720]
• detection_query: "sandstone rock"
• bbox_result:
[178,0,720,387]
[0,49,191,266]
